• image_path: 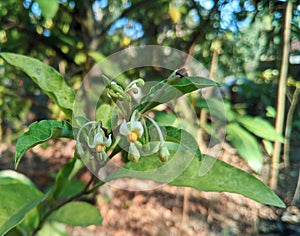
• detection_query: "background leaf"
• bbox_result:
[0,53,75,119]
[0,171,44,236]
[49,201,102,226]
[237,116,284,142]
[226,123,263,172]
[15,120,73,168]
[36,0,59,19]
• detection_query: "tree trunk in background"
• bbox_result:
[283,87,300,168]
[270,0,293,190]
[199,46,219,147]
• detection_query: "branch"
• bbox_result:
[31,175,104,236]
[3,20,75,64]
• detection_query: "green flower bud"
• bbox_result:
[158,146,170,162]
[128,152,140,163]
[131,87,139,94]
[128,143,140,162]
[135,78,145,87]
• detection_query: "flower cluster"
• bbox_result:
[77,77,170,163]
[77,121,112,161]
[119,109,170,163]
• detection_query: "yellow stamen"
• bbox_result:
[96,144,105,153]
[128,131,138,143]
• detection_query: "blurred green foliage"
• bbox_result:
[0,0,300,155]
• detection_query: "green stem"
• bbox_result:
[139,70,180,114]
[144,115,165,147]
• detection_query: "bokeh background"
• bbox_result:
[1,0,300,235]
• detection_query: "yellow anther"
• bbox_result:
[128,131,138,143]
[96,144,105,153]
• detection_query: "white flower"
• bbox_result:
[88,132,112,160]
[119,119,144,143]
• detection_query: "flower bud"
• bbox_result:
[135,79,145,87]
[128,152,140,163]
[128,143,140,162]
[158,146,170,162]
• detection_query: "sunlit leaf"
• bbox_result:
[0,53,75,119]
[15,120,73,168]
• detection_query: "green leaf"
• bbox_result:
[36,0,59,19]
[152,110,178,126]
[96,103,113,130]
[53,158,85,199]
[171,155,285,208]
[106,126,200,184]
[0,53,75,118]
[37,221,67,236]
[49,202,102,226]
[15,120,73,168]
[226,123,263,172]
[0,170,36,187]
[0,171,44,236]
[136,76,218,112]
[262,139,273,156]
[56,180,85,199]
[237,116,284,142]
[105,155,285,208]
[18,207,40,235]
[164,126,201,161]
[52,155,85,200]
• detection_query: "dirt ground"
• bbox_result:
[1,140,300,236]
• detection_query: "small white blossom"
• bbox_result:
[88,132,112,160]
[119,119,144,143]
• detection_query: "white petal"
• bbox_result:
[119,120,130,136]
[94,133,104,144]
[130,121,144,138]
[104,134,112,147]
